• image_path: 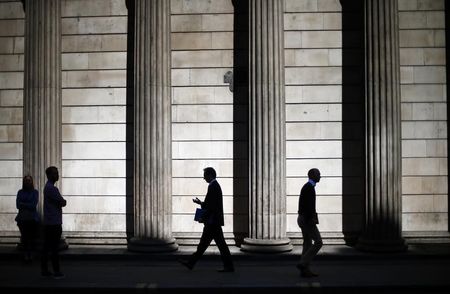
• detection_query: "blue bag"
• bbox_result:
[194,208,205,223]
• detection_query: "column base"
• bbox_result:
[356,236,408,253]
[240,238,293,253]
[127,237,178,253]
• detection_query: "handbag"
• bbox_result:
[194,208,206,223]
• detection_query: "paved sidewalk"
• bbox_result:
[1,244,450,293]
[2,243,450,260]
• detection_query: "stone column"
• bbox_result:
[127,0,177,252]
[22,0,62,215]
[357,0,407,252]
[241,0,292,253]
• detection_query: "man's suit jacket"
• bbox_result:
[201,180,225,226]
[298,181,318,224]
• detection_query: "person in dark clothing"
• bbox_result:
[15,175,39,263]
[297,168,323,278]
[41,166,66,279]
[178,167,234,272]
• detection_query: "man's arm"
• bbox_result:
[193,197,203,205]
[48,186,67,207]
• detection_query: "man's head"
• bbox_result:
[203,167,217,183]
[45,166,59,183]
[308,168,321,183]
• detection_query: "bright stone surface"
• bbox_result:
[0,0,447,244]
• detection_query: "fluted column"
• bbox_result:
[127,0,177,252]
[241,0,292,253]
[22,0,62,216]
[357,0,407,252]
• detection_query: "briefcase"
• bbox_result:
[194,208,205,223]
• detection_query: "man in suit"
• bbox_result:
[179,167,234,272]
[297,168,323,277]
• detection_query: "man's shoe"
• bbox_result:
[297,264,318,278]
[53,272,65,279]
[301,268,318,278]
[301,270,319,278]
[178,259,194,270]
[217,267,234,273]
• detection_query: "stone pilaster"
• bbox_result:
[127,0,177,252]
[357,0,407,252]
[241,0,292,253]
[22,0,62,214]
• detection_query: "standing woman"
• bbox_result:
[15,175,39,262]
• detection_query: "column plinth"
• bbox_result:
[357,238,407,252]
[128,237,178,253]
[241,238,292,253]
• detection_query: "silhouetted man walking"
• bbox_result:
[179,167,234,272]
[297,168,323,277]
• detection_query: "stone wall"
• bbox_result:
[399,0,448,233]
[0,0,447,244]
[170,0,246,240]
[284,0,365,241]
[0,0,24,237]
[60,0,128,242]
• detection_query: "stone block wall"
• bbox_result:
[170,0,247,239]
[0,0,24,236]
[60,0,128,241]
[0,0,447,244]
[284,0,365,240]
[399,0,448,232]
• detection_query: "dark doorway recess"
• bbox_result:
[232,0,250,246]
[125,0,135,240]
[341,0,366,245]
[446,0,450,233]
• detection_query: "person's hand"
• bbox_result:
[193,197,202,205]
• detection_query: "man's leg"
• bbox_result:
[300,226,312,257]
[309,224,323,261]
[187,225,214,267]
[299,224,323,268]
[298,215,312,257]
[40,226,51,275]
[212,226,233,270]
[49,225,62,274]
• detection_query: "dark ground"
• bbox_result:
[1,244,450,293]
